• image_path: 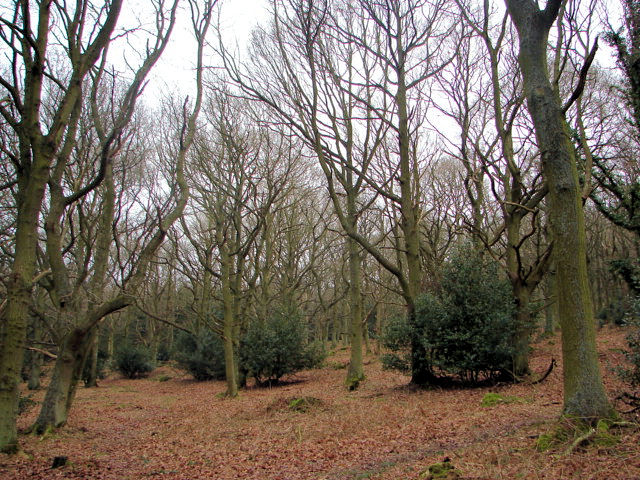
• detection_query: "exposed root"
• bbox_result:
[563,428,596,455]
[529,358,556,385]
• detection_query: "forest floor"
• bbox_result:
[2,325,640,480]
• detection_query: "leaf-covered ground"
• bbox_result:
[2,326,639,479]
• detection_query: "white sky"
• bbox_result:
[124,0,270,102]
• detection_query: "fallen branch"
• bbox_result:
[26,346,57,359]
[529,358,556,385]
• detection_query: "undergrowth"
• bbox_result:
[535,417,623,454]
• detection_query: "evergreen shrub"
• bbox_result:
[382,246,519,384]
[239,310,325,385]
[174,330,226,381]
[114,343,154,379]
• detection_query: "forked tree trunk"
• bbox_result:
[32,327,93,434]
[505,0,614,420]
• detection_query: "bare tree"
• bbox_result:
[0,0,125,452]
[219,0,456,386]
[443,0,552,376]
[14,0,214,437]
[504,0,614,420]
[181,94,295,396]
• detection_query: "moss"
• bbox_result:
[288,396,323,412]
[36,424,57,440]
[327,361,348,370]
[419,459,461,479]
[345,373,365,391]
[593,419,620,448]
[535,430,566,452]
[535,417,621,452]
[481,392,524,407]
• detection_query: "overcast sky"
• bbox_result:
[129,0,270,101]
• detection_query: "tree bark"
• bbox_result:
[220,243,238,398]
[0,160,50,452]
[84,328,100,388]
[345,235,365,390]
[505,0,614,420]
[32,328,93,433]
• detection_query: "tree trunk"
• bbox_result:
[396,48,430,386]
[512,284,532,376]
[505,0,614,420]
[0,164,49,452]
[84,328,100,388]
[363,318,371,356]
[32,328,92,434]
[27,356,42,391]
[345,235,365,390]
[220,246,238,397]
[544,264,557,335]
[27,320,43,391]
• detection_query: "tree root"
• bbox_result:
[529,358,556,385]
[563,428,596,455]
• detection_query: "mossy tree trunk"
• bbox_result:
[505,0,614,420]
[0,1,125,453]
[345,235,365,390]
[32,327,93,433]
[0,182,46,451]
[27,0,212,436]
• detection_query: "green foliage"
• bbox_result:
[174,330,226,381]
[597,297,630,326]
[301,340,327,370]
[326,360,348,370]
[382,246,519,384]
[610,259,640,295]
[480,392,525,407]
[288,396,323,412]
[380,315,413,373]
[114,343,154,379]
[427,251,517,382]
[156,342,172,362]
[239,310,325,385]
